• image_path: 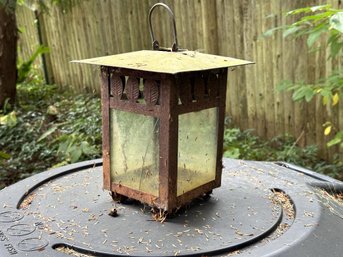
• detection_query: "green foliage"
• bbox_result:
[224,128,268,160]
[277,71,343,106]
[41,93,102,166]
[279,4,343,60]
[0,111,17,127]
[17,45,49,84]
[0,82,101,189]
[266,4,343,148]
[223,128,343,179]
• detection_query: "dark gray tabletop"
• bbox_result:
[0,158,342,257]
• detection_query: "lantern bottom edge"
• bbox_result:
[108,180,220,213]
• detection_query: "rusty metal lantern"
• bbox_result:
[74,3,251,212]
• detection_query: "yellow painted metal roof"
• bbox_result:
[72,50,253,74]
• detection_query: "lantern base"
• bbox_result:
[108,166,217,211]
[111,190,214,219]
[1,159,343,257]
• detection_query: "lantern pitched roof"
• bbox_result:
[72,50,252,74]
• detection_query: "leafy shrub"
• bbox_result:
[264,4,343,148]
[0,83,102,189]
[223,127,343,180]
[17,45,49,84]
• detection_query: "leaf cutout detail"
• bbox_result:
[110,74,124,99]
[144,80,159,105]
[126,77,140,102]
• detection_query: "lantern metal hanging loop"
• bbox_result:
[148,3,179,52]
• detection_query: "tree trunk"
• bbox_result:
[0,1,17,109]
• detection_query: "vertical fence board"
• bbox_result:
[201,0,218,54]
[230,0,241,126]
[281,1,295,137]
[243,0,257,131]
[16,5,43,76]
[255,0,267,137]
[263,1,276,138]
[271,1,284,136]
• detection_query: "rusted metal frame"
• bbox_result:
[111,183,159,208]
[109,97,161,117]
[101,66,111,190]
[175,99,221,115]
[175,70,222,114]
[176,181,217,206]
[214,68,228,187]
[111,67,168,81]
[158,75,178,211]
[174,69,221,80]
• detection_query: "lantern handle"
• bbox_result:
[148,3,179,52]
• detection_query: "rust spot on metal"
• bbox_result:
[101,66,111,190]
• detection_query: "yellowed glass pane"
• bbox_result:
[177,108,218,196]
[110,110,159,196]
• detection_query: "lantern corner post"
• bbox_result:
[215,68,228,187]
[158,75,179,211]
[100,66,111,191]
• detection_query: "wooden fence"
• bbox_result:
[16,0,343,160]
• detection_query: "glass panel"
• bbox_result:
[110,110,159,196]
[177,108,218,196]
